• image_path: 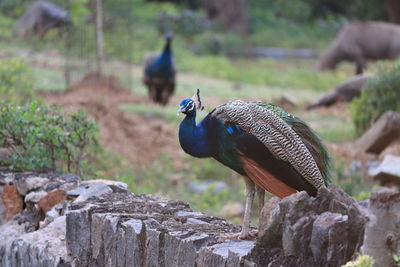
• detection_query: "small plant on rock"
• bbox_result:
[342,254,374,267]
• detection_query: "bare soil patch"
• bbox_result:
[38,73,183,166]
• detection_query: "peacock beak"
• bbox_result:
[177,106,186,114]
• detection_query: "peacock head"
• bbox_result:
[178,89,204,116]
[178,99,196,116]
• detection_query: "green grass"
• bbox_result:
[332,158,375,201]
[296,109,356,142]
[105,152,246,218]
[120,103,180,124]
[178,56,349,92]
[32,68,66,91]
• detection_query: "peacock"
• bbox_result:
[143,35,175,105]
[178,90,331,238]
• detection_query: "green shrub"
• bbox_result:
[0,58,35,104]
[393,254,400,267]
[350,64,400,135]
[0,102,98,174]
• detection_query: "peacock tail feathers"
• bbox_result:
[255,102,332,185]
[285,117,332,185]
[212,101,328,189]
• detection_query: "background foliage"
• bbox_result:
[0,58,35,104]
[0,102,98,175]
[350,64,400,135]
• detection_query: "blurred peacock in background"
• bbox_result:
[143,35,176,105]
[178,90,331,238]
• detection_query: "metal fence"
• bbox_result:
[5,0,136,91]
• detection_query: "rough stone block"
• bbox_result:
[362,187,400,267]
[121,219,143,267]
[369,154,400,186]
[38,189,67,212]
[66,209,91,261]
[69,182,112,203]
[15,175,50,196]
[310,212,348,266]
[356,111,400,154]
[145,228,161,267]
[197,240,255,267]
[1,185,23,220]
[24,191,47,203]
[0,216,70,266]
[250,185,366,266]
[103,215,120,267]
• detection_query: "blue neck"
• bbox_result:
[159,39,172,65]
[179,112,213,158]
[147,39,173,77]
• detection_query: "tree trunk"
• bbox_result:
[384,0,400,24]
[95,0,104,74]
[201,0,248,33]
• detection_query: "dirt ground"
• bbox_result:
[38,73,184,166]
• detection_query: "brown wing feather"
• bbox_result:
[240,153,297,198]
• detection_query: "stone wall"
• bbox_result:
[0,172,398,267]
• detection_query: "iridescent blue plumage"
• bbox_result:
[143,36,175,105]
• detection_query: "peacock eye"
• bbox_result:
[187,102,194,110]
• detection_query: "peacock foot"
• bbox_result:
[239,229,258,240]
[217,229,258,240]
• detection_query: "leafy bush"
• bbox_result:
[0,58,35,104]
[0,102,98,175]
[350,64,400,135]
[393,254,400,267]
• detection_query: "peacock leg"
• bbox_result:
[256,186,265,236]
[240,176,255,238]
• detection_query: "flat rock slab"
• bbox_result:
[369,154,400,186]
[8,172,81,196]
[68,181,112,203]
[356,111,400,154]
[306,74,371,110]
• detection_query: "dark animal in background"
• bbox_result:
[178,90,331,238]
[143,36,175,105]
[318,22,400,74]
[13,1,72,38]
